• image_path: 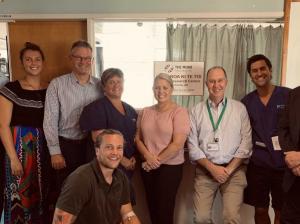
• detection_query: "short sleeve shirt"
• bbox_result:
[79,96,137,159]
[242,86,290,169]
[137,104,190,165]
[56,159,130,224]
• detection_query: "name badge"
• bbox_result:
[255,141,267,147]
[207,143,219,151]
[272,136,282,151]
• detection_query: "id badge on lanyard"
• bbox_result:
[207,130,220,151]
[206,98,227,152]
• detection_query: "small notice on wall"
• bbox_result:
[154,61,204,96]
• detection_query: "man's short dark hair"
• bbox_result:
[247,54,272,74]
[206,66,227,80]
[94,129,124,148]
[71,40,92,52]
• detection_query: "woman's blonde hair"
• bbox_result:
[153,73,174,88]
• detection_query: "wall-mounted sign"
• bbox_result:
[154,61,204,96]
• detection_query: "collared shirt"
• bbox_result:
[43,73,101,155]
[188,98,252,164]
[56,159,130,224]
[242,86,290,169]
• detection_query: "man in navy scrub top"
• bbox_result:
[242,54,290,224]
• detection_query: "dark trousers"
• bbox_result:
[281,177,300,224]
[141,164,183,224]
[0,147,4,221]
[50,137,88,205]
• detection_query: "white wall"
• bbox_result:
[0,23,8,68]
[285,2,300,88]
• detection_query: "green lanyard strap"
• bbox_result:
[206,98,227,132]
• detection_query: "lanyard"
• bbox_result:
[206,98,227,132]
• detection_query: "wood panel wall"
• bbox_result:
[8,20,87,83]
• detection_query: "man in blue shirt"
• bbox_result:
[242,54,290,224]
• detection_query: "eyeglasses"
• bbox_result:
[71,54,93,63]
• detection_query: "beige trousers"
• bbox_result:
[193,165,247,224]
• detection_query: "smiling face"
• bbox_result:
[249,59,272,88]
[153,78,173,104]
[22,50,44,76]
[103,75,124,99]
[206,68,228,103]
[69,47,93,77]
[96,134,124,170]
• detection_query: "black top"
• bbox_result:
[56,159,130,224]
[279,86,300,192]
[279,86,300,151]
[0,80,46,128]
[80,96,137,159]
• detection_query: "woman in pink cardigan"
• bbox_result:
[135,73,190,224]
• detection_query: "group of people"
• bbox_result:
[0,40,140,224]
[188,54,300,224]
[0,39,299,224]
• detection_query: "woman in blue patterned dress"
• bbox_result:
[0,42,49,224]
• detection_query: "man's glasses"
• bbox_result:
[71,54,93,63]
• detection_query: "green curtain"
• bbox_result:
[167,24,283,108]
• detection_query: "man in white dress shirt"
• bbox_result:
[43,40,101,216]
[188,66,252,224]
